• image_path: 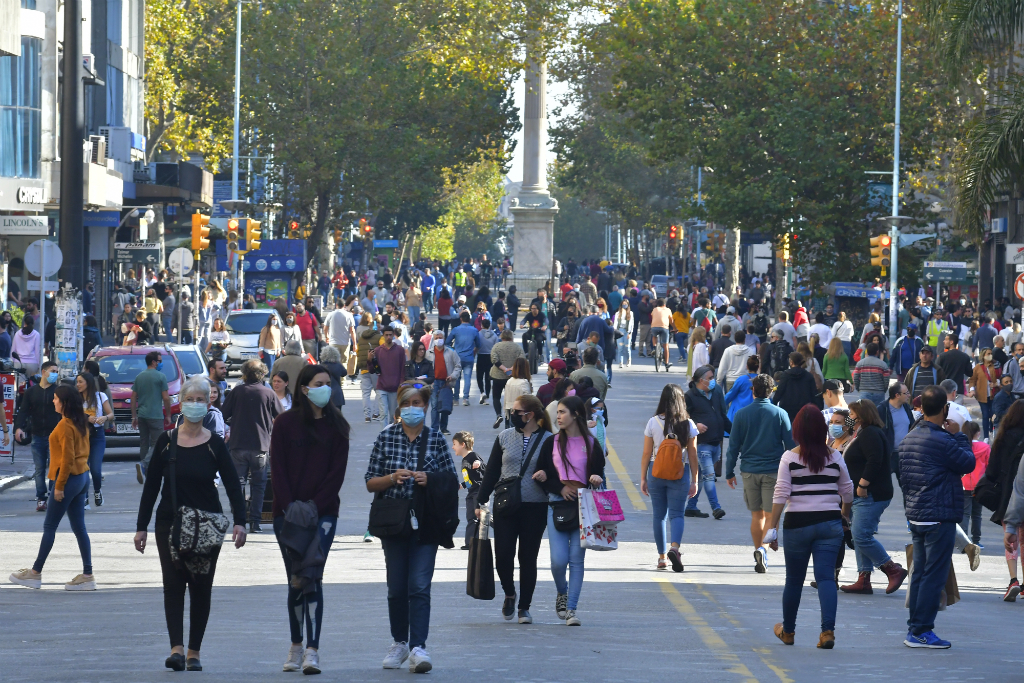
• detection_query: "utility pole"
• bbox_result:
[58,0,85,289]
[887,0,903,343]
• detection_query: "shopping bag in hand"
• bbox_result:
[579,488,618,551]
[466,505,495,600]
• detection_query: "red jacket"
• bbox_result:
[793,307,809,328]
[963,441,990,491]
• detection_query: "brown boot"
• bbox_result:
[773,623,794,645]
[879,560,908,594]
[839,571,873,594]
[817,630,835,649]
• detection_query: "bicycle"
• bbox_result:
[653,340,665,372]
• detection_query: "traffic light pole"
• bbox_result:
[888,0,903,348]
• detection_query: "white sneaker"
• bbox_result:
[565,609,581,626]
[64,574,96,591]
[283,644,303,672]
[964,543,981,571]
[9,568,41,589]
[382,641,409,669]
[301,648,320,675]
[408,647,432,673]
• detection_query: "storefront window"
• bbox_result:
[0,37,42,179]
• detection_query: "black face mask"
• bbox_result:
[509,412,529,431]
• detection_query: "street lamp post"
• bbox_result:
[232,0,243,211]
[887,0,904,344]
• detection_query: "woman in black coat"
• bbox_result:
[772,351,819,422]
[985,401,1024,525]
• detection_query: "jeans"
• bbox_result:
[460,359,474,399]
[33,472,92,574]
[274,515,337,649]
[492,502,547,610]
[686,444,721,511]
[781,519,843,633]
[851,494,892,572]
[381,391,399,425]
[907,521,956,635]
[231,449,268,525]
[960,492,982,544]
[163,315,173,341]
[859,391,886,406]
[181,330,194,344]
[88,430,106,493]
[548,505,586,611]
[408,305,420,323]
[841,340,852,363]
[423,291,434,314]
[648,464,691,554]
[979,401,993,440]
[430,379,451,432]
[675,332,688,361]
[617,335,631,365]
[360,372,382,419]
[139,417,165,472]
[262,351,277,369]
[380,533,438,649]
[31,435,50,500]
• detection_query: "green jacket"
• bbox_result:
[822,352,852,382]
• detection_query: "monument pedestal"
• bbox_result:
[510,191,558,294]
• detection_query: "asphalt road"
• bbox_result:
[0,344,1021,681]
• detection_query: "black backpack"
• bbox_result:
[771,340,792,375]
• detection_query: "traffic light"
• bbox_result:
[190,212,210,251]
[776,233,791,262]
[333,228,343,244]
[870,234,892,273]
[246,219,261,252]
[360,218,373,238]
[227,218,240,252]
[288,220,301,239]
[667,225,679,251]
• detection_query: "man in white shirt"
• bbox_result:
[712,291,730,310]
[771,310,797,348]
[830,311,855,357]
[809,312,832,351]
[940,379,972,427]
[326,303,357,367]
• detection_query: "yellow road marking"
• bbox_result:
[605,440,647,510]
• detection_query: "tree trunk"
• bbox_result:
[724,226,741,300]
[774,252,787,319]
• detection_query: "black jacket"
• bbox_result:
[406,359,434,382]
[985,426,1024,524]
[843,424,894,502]
[15,382,60,437]
[709,337,734,368]
[684,386,731,446]
[419,470,460,548]
[773,366,819,423]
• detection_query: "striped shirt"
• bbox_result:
[773,449,853,529]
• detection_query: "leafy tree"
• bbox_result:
[550,185,608,261]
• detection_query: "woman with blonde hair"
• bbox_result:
[687,326,709,378]
[503,358,533,426]
[797,341,824,391]
[612,299,634,367]
[822,336,852,391]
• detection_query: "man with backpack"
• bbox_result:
[726,374,796,573]
[768,329,794,376]
[749,304,770,344]
[906,346,946,398]
[691,298,717,336]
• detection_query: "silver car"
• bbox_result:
[167,343,209,378]
[222,309,286,369]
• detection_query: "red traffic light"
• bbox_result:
[668,225,678,239]
[879,235,892,247]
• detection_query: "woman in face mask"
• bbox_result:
[258,314,282,368]
[270,364,351,675]
[282,313,302,346]
[133,376,247,672]
[476,395,554,624]
[365,383,457,673]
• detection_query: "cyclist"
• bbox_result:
[650,298,673,369]
[520,303,547,361]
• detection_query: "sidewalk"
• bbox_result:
[0,443,33,493]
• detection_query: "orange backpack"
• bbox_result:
[652,428,685,480]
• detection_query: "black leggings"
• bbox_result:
[156,525,220,651]
[492,502,548,610]
[476,354,492,396]
[491,378,508,417]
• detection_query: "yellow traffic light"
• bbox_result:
[288,220,301,239]
[246,219,261,252]
[227,218,240,252]
[191,213,210,251]
[870,234,892,270]
[776,233,791,262]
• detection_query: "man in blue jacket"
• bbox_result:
[889,324,923,381]
[726,373,795,574]
[445,311,481,406]
[898,385,975,649]
[576,305,612,363]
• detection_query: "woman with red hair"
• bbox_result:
[765,405,853,650]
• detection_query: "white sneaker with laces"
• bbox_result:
[301,648,320,675]
[283,644,303,672]
[9,568,41,589]
[382,641,409,669]
[565,609,581,626]
[64,574,96,591]
[408,647,432,673]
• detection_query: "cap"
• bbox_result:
[548,358,567,372]
[727,306,736,314]
[821,379,844,395]
[906,322,918,330]
[458,295,467,302]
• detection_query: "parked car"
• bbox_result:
[651,274,681,298]
[167,343,209,378]
[87,345,184,448]
[222,309,286,370]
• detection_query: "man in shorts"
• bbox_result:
[725,374,795,573]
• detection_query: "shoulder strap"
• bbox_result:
[519,431,544,478]
[167,428,179,512]
[417,427,429,472]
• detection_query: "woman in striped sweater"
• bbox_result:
[766,404,853,650]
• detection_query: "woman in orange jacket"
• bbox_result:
[9,384,95,591]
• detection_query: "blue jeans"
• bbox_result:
[617,335,630,365]
[163,315,174,341]
[31,435,50,500]
[851,494,892,573]
[606,357,613,383]
[88,430,106,493]
[181,330,194,344]
[548,504,586,610]
[842,340,852,363]
[782,519,843,633]
[460,359,474,399]
[381,391,399,426]
[34,472,92,574]
[262,351,277,369]
[859,391,886,406]
[408,305,420,323]
[686,444,721,511]
[423,291,434,314]
[430,380,451,432]
[648,464,691,554]
[907,521,956,635]
[380,533,439,649]
[274,515,337,649]
[675,332,688,361]
[979,400,993,440]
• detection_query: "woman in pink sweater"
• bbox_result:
[765,405,853,649]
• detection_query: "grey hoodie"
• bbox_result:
[478,328,499,355]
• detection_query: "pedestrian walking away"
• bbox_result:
[453,432,485,550]
[77,371,113,507]
[132,376,247,672]
[9,385,95,591]
[15,360,61,510]
[131,351,172,481]
[270,364,350,675]
[533,395,606,626]
[476,396,553,624]
[766,405,852,649]
[640,384,700,571]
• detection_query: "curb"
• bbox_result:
[0,474,30,494]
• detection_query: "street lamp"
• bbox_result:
[117,206,156,229]
[885,0,905,347]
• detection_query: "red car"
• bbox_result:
[88,345,184,447]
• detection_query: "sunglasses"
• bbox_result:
[511,409,531,416]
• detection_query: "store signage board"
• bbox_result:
[0,216,49,235]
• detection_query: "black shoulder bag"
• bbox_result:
[492,433,544,519]
[368,430,428,538]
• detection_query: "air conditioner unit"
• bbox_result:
[98,125,134,164]
[89,135,106,165]
[133,160,154,183]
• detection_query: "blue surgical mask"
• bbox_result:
[707,378,717,391]
[46,371,58,384]
[400,406,425,426]
[593,409,604,419]
[828,424,845,439]
[305,385,332,408]
[181,402,209,423]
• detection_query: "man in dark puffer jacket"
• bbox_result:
[898,386,975,650]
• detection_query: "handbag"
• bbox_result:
[973,473,1001,511]
[578,488,618,551]
[551,499,579,532]
[491,433,543,519]
[368,428,427,538]
[466,504,495,600]
[167,429,230,575]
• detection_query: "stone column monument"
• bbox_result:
[509,53,558,295]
